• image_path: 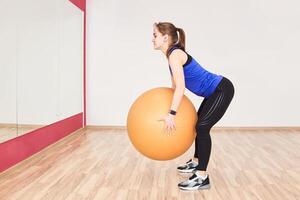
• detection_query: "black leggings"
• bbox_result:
[194,77,234,171]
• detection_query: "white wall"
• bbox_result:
[87,0,300,126]
[0,0,83,125]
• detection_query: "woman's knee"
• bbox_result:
[195,123,211,137]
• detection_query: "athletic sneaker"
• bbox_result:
[177,159,197,173]
[178,173,210,191]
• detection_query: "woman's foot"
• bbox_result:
[177,159,198,173]
[178,171,210,190]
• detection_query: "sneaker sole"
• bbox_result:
[178,184,211,191]
[177,168,196,173]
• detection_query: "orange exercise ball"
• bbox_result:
[127,87,197,160]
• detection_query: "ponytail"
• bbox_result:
[176,28,186,51]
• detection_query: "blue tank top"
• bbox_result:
[168,45,223,98]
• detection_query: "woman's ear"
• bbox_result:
[163,35,169,43]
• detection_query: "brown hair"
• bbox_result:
[154,22,186,58]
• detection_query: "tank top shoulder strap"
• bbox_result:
[167,45,192,67]
[167,44,184,57]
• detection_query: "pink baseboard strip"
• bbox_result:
[0,113,83,173]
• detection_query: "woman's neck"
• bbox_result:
[161,45,169,57]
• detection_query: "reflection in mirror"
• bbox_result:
[16,1,60,137]
[16,0,83,137]
[0,61,18,143]
[56,0,84,122]
[0,0,83,142]
[0,2,18,143]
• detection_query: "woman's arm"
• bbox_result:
[171,76,175,89]
[168,49,186,112]
[158,49,186,134]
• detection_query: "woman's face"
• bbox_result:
[152,26,168,50]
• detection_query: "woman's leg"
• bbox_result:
[195,77,234,174]
[193,98,208,160]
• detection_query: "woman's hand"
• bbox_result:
[158,114,176,135]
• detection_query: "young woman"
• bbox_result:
[153,22,235,191]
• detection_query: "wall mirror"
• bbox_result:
[0,0,84,144]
